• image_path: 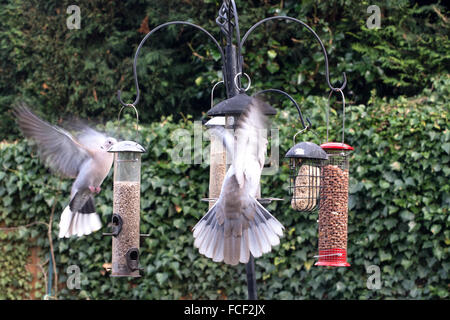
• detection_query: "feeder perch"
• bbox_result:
[315,142,353,267]
[285,142,328,212]
[106,140,146,277]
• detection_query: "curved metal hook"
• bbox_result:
[240,16,347,92]
[117,21,226,107]
[253,88,311,129]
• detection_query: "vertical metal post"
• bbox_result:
[225,40,258,303]
[246,255,257,300]
[216,0,257,300]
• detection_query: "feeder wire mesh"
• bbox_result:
[289,158,324,212]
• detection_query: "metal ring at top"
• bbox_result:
[234,72,251,92]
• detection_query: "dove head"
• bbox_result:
[102,137,118,150]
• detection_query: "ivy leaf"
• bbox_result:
[266,61,279,74]
[267,49,277,59]
[441,143,450,155]
[430,225,441,235]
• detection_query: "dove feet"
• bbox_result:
[88,186,101,194]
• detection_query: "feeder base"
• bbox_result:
[314,249,350,267]
[315,261,350,267]
[110,273,141,278]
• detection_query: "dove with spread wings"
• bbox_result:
[13,104,117,238]
[193,98,284,265]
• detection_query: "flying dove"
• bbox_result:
[193,98,284,265]
[13,104,117,238]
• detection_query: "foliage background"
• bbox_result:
[0,0,449,299]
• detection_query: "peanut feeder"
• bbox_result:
[315,89,353,267]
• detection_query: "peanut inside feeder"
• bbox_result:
[315,143,353,267]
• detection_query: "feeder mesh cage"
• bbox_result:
[289,158,325,212]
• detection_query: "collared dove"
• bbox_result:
[13,104,117,238]
[193,98,284,265]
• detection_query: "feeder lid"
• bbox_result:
[207,93,277,116]
[204,116,226,127]
[320,142,354,151]
[107,140,146,153]
[285,141,328,160]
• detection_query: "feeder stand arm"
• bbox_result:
[240,15,347,92]
[117,21,226,108]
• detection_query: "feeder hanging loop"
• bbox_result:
[117,103,140,142]
[326,88,346,144]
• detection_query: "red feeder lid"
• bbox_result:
[320,142,354,151]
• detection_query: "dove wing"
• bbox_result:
[14,104,93,179]
[233,98,269,188]
[75,126,109,151]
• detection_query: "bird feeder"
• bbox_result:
[105,105,146,277]
[315,89,353,267]
[204,81,227,209]
[205,116,227,209]
[285,141,328,212]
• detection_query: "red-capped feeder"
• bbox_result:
[315,142,353,267]
[315,89,353,267]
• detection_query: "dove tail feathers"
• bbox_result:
[193,203,225,263]
[193,199,284,265]
[58,198,102,238]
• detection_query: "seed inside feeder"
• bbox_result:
[112,181,141,276]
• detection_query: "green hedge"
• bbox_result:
[1,1,448,140]
[0,76,448,299]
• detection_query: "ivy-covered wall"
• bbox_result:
[1,76,448,299]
